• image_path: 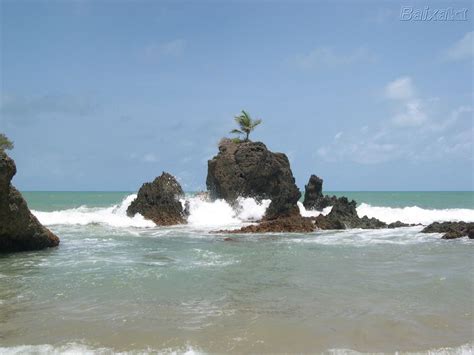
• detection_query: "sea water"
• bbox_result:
[0,192,473,354]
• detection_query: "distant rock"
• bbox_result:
[422,221,474,239]
[0,152,60,252]
[206,139,301,219]
[303,175,337,211]
[127,172,186,225]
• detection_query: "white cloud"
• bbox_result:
[392,99,427,127]
[144,39,186,59]
[316,78,472,164]
[385,76,415,100]
[444,31,474,61]
[142,153,159,163]
[295,47,376,69]
[385,76,428,127]
[428,105,473,131]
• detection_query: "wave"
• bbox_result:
[0,343,471,355]
[32,194,155,228]
[32,194,474,229]
[0,343,203,354]
[185,196,270,229]
[357,203,474,225]
[297,201,332,217]
[32,194,270,229]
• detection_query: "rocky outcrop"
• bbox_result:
[127,172,186,225]
[422,222,474,239]
[206,139,301,219]
[215,215,315,234]
[303,175,337,211]
[0,152,59,252]
[312,197,387,230]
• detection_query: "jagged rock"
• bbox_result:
[127,172,186,225]
[303,175,337,211]
[215,214,315,234]
[206,139,301,219]
[421,222,474,239]
[387,221,411,228]
[313,197,387,230]
[0,152,60,252]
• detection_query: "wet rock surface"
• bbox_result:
[302,175,337,211]
[127,172,187,225]
[215,214,315,234]
[312,197,388,230]
[0,152,60,252]
[422,221,474,239]
[206,139,301,219]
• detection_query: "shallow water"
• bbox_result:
[0,192,473,354]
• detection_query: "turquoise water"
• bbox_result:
[0,192,473,353]
[22,191,474,210]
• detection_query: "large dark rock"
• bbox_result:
[206,139,301,219]
[422,222,474,239]
[0,152,59,252]
[303,175,337,211]
[313,197,388,230]
[127,172,186,225]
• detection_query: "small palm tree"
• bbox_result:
[0,133,14,153]
[230,110,262,142]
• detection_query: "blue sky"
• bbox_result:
[1,0,472,191]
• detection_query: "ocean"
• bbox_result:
[0,191,473,354]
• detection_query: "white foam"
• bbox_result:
[186,197,241,228]
[235,197,271,221]
[356,203,474,225]
[0,343,203,355]
[31,193,474,229]
[32,194,155,228]
[326,343,473,355]
[185,196,270,229]
[297,201,332,217]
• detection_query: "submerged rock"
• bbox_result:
[422,221,474,239]
[302,175,337,211]
[0,152,59,252]
[206,139,301,219]
[127,172,186,225]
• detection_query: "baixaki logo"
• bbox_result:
[400,6,468,21]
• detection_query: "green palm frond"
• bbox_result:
[230,110,263,141]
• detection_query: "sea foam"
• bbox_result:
[32,194,155,228]
[33,194,270,229]
[32,194,474,229]
[357,203,474,224]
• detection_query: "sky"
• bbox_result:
[1,0,473,191]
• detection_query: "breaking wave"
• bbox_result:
[356,203,474,225]
[32,194,270,229]
[32,194,474,229]
[185,196,270,228]
[32,194,155,228]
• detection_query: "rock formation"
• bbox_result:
[313,197,388,230]
[127,172,187,225]
[303,175,337,211]
[207,139,301,219]
[0,152,60,252]
[216,215,315,234]
[422,222,474,239]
